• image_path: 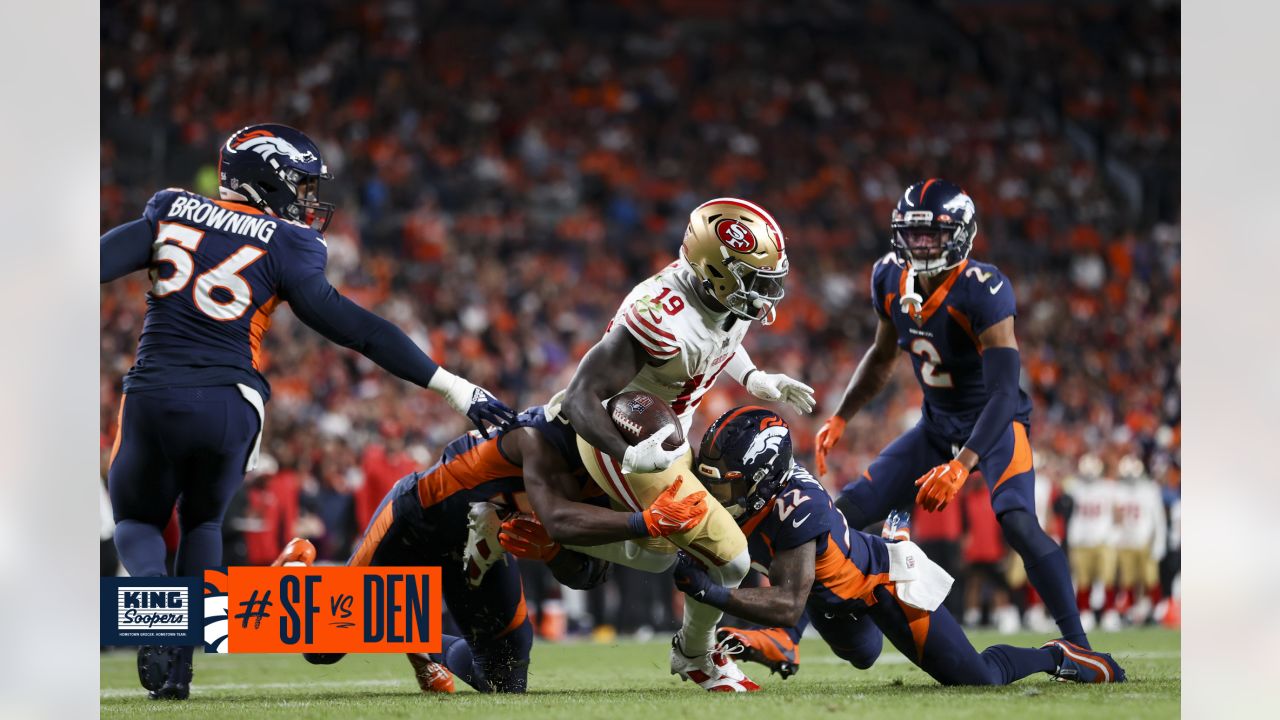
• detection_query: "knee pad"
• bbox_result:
[708,549,750,588]
[998,509,1058,561]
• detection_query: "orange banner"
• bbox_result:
[210,566,442,653]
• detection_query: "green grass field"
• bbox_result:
[101,627,1179,719]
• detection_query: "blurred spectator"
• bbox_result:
[1064,453,1121,632]
[100,0,1179,634]
[959,475,1018,633]
[1113,454,1166,625]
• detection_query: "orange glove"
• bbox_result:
[815,416,846,476]
[637,476,709,538]
[498,514,560,562]
[913,460,970,512]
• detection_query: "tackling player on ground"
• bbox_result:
[277,404,709,693]
[100,124,516,700]
[813,179,1089,649]
[557,198,815,691]
[674,407,1125,686]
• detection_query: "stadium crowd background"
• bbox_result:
[100,0,1180,636]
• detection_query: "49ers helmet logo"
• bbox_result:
[715,219,758,253]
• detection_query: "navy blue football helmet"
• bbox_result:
[219,124,335,232]
[889,178,977,276]
[695,406,794,521]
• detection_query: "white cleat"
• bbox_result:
[669,632,760,692]
[1100,609,1124,632]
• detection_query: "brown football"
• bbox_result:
[606,390,685,451]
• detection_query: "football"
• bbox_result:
[606,390,685,451]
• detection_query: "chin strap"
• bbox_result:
[899,264,924,320]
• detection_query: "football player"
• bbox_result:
[556,198,815,691]
[675,407,1126,686]
[100,124,517,699]
[281,404,710,693]
[814,179,1090,649]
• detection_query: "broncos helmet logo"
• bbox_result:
[743,425,788,466]
[225,131,318,165]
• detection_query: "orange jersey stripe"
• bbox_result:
[416,438,522,508]
[350,502,396,568]
[897,259,968,325]
[109,394,127,466]
[888,582,932,661]
[249,295,281,372]
[813,538,888,603]
[995,422,1034,489]
[946,305,983,352]
[496,591,528,638]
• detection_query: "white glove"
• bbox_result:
[745,371,816,414]
[621,424,689,475]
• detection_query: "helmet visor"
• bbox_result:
[725,261,786,323]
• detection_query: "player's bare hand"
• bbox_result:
[636,476,709,538]
[913,460,969,512]
[814,416,846,476]
[621,424,688,474]
[498,514,561,562]
[746,371,816,414]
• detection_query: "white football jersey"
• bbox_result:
[609,260,751,433]
[1066,476,1118,548]
[1112,478,1166,551]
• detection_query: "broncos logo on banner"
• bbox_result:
[744,425,788,466]
[203,568,230,653]
[225,131,318,165]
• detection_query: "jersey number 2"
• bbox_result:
[151,222,266,321]
[909,338,954,388]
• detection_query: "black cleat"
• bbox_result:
[136,646,173,692]
[148,681,190,700]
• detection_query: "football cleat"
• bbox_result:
[670,632,760,692]
[148,647,194,700]
[136,645,173,692]
[716,627,800,679]
[1043,639,1127,684]
[271,537,317,567]
[407,653,456,694]
[880,510,911,542]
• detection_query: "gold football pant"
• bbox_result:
[575,435,747,569]
[1115,548,1158,589]
[1069,545,1117,588]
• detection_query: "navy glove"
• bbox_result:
[465,387,518,439]
[672,551,730,609]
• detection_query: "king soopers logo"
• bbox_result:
[117,586,189,632]
[715,218,757,253]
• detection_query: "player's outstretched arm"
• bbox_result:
[284,272,515,436]
[517,428,707,545]
[727,348,816,415]
[916,317,1020,511]
[672,542,815,627]
[561,326,656,462]
[99,218,155,283]
[815,316,901,474]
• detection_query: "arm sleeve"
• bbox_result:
[962,346,1021,459]
[99,218,155,283]
[284,272,441,389]
[969,268,1017,334]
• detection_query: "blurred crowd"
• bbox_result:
[100,0,1180,634]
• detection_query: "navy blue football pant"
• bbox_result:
[305,486,532,692]
[818,586,1056,685]
[108,386,261,578]
[835,419,1087,647]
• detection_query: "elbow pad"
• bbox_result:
[546,550,613,591]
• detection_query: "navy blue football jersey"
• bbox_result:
[743,464,892,614]
[123,189,329,399]
[869,253,1032,436]
[393,405,599,541]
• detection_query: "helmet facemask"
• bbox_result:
[719,253,787,325]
